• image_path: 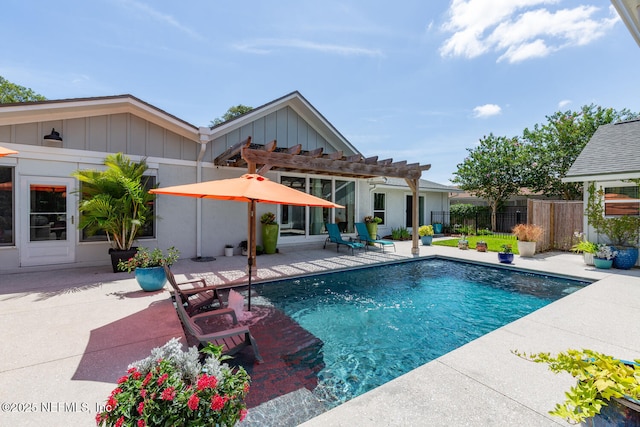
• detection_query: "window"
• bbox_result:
[373,193,386,225]
[80,175,156,242]
[280,175,356,236]
[604,185,640,216]
[0,166,14,245]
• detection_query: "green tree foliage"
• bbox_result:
[209,104,253,128]
[452,134,524,231]
[521,105,637,200]
[0,76,46,103]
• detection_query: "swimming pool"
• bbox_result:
[254,258,589,407]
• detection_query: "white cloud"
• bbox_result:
[234,38,383,57]
[118,0,203,40]
[440,0,618,63]
[558,99,572,109]
[473,104,502,118]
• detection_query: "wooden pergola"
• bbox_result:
[214,137,431,260]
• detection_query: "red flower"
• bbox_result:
[243,382,250,393]
[127,367,137,374]
[142,372,152,387]
[95,413,103,425]
[137,401,145,415]
[110,387,123,397]
[239,408,248,421]
[161,387,176,401]
[107,396,118,410]
[115,416,125,427]
[157,373,169,386]
[197,373,217,390]
[137,419,146,427]
[132,371,142,380]
[187,394,199,411]
[140,389,147,398]
[210,394,225,411]
[117,375,128,384]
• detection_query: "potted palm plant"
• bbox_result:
[512,223,543,257]
[72,153,155,272]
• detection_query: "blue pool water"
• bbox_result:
[254,258,589,406]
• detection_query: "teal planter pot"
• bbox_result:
[135,266,167,291]
[262,223,279,254]
[433,223,443,234]
[612,247,638,270]
[593,257,613,269]
[421,235,433,246]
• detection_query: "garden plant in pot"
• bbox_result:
[513,349,640,425]
[364,215,383,245]
[512,223,543,257]
[498,244,514,264]
[586,183,640,270]
[593,244,617,269]
[72,153,155,272]
[118,246,179,291]
[458,234,469,250]
[571,231,598,265]
[260,212,278,254]
[418,225,434,246]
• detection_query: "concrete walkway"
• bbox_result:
[1,241,639,426]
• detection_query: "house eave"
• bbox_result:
[611,0,640,47]
[0,95,201,142]
[563,171,640,183]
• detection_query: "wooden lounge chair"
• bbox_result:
[164,266,223,315]
[174,300,263,363]
[323,223,365,254]
[355,222,396,253]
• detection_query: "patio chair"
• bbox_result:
[355,222,396,253]
[164,266,224,315]
[174,301,263,363]
[323,223,365,255]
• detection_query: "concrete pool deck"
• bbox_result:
[1,241,639,426]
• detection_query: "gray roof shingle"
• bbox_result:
[565,119,640,178]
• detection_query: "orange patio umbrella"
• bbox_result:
[150,173,343,309]
[0,146,18,157]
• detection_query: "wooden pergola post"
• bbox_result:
[406,178,420,256]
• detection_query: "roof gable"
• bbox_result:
[0,94,200,142]
[565,119,640,180]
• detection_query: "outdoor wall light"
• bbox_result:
[43,128,63,142]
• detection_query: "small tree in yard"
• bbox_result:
[452,134,524,232]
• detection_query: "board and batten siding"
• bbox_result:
[0,113,198,161]
[208,106,343,162]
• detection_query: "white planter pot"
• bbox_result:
[517,241,536,257]
[224,247,234,257]
[583,252,594,265]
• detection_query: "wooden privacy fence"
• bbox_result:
[527,199,584,251]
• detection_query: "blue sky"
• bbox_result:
[1,1,637,184]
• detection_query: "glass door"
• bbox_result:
[20,177,75,266]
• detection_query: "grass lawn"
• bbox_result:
[432,235,519,254]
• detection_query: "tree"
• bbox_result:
[521,105,637,200]
[209,104,253,128]
[452,134,524,231]
[0,76,46,103]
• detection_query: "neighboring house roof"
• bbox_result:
[611,0,640,47]
[0,94,200,142]
[564,119,640,182]
[374,177,461,193]
[209,90,360,156]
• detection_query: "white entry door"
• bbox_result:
[20,176,76,267]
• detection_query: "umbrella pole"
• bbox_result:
[247,199,256,311]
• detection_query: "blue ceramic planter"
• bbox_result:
[421,235,433,246]
[433,223,443,234]
[498,253,514,264]
[135,266,167,291]
[612,247,638,270]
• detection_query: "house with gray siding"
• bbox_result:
[563,119,640,253]
[0,91,456,272]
